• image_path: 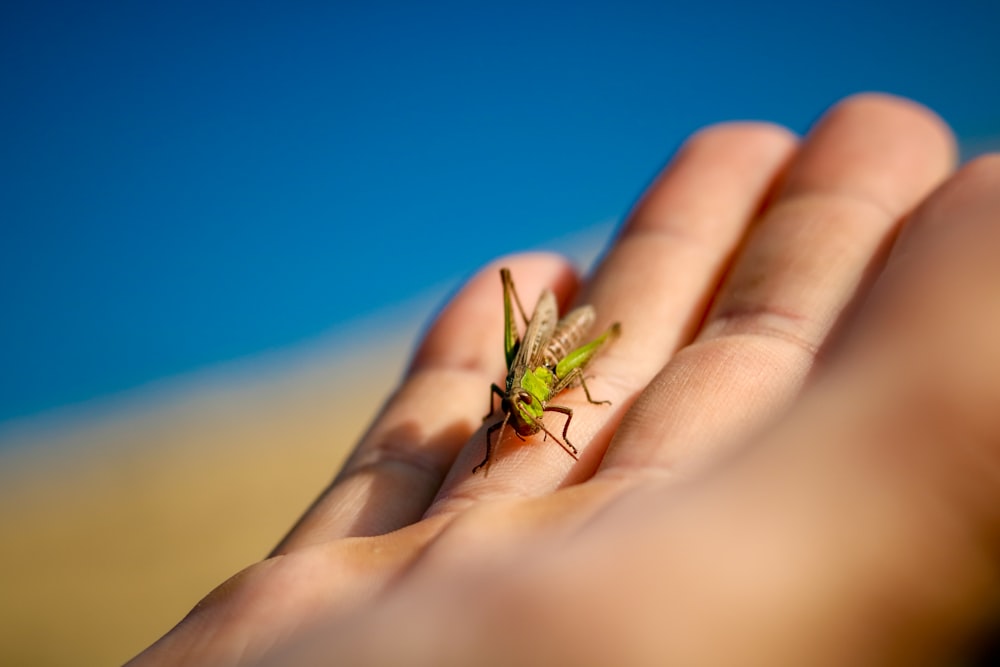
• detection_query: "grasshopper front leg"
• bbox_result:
[539,405,579,459]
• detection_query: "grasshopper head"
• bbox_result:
[511,390,542,437]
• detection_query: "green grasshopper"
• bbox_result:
[474,267,621,474]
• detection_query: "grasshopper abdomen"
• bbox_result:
[543,306,595,370]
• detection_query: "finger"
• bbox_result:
[644,156,1000,663]
[833,154,1000,536]
[273,254,579,551]
[428,123,798,515]
[602,93,957,477]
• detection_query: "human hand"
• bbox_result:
[129,93,1000,666]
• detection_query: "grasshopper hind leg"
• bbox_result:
[579,373,611,406]
[560,368,612,406]
[537,405,579,459]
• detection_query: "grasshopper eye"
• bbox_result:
[518,391,531,404]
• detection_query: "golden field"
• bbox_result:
[0,324,414,666]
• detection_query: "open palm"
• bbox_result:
[130,94,1000,666]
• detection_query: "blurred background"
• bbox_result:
[1,1,999,664]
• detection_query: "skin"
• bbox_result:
[129,93,1000,666]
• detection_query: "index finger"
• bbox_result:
[273,254,579,551]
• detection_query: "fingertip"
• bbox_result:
[773,93,958,220]
[623,121,798,243]
[932,153,1000,208]
[892,152,1000,259]
[832,92,957,156]
[683,121,799,156]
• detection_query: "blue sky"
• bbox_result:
[2,0,999,424]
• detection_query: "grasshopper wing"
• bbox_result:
[510,289,558,383]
